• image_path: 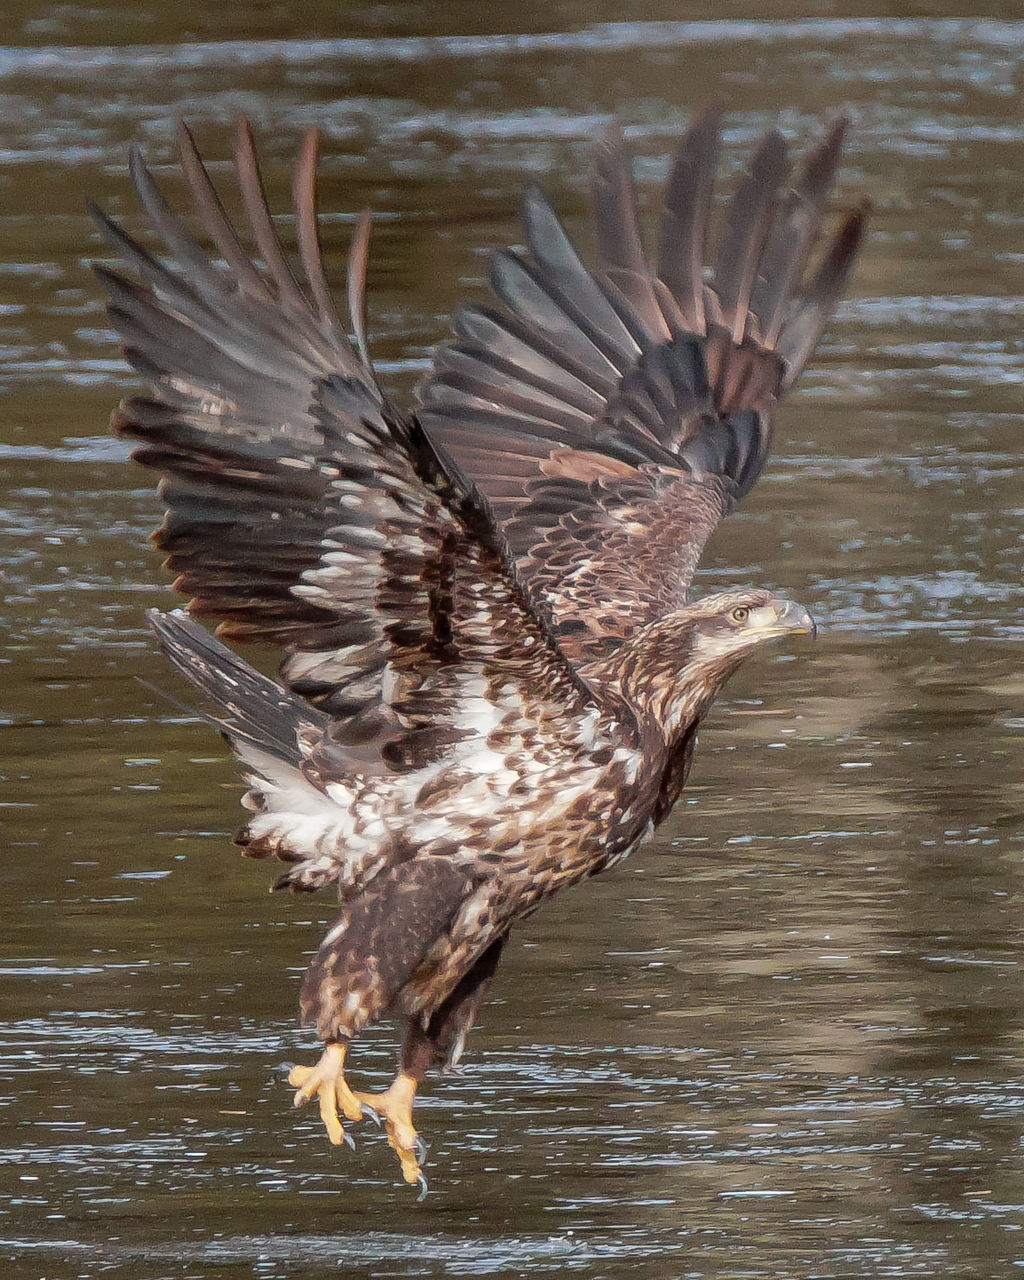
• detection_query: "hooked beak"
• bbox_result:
[773,599,818,640]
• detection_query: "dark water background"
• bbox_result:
[3,3,1024,1277]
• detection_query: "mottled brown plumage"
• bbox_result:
[95,111,862,1188]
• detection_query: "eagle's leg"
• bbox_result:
[288,1039,364,1146]
[352,1042,427,1186]
[428,935,505,1072]
[289,860,477,1159]
[354,937,507,1186]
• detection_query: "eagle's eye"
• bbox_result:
[729,606,750,624]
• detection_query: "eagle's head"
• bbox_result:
[683,587,817,665]
[615,588,816,740]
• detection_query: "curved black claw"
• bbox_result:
[415,1173,429,1200]
[360,1103,383,1128]
[342,1130,356,1151]
[413,1135,429,1166]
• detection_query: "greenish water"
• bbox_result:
[3,4,1024,1277]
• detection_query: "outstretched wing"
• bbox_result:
[417,110,864,677]
[93,121,384,650]
[93,120,503,732]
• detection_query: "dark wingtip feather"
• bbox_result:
[803,116,849,192]
[173,117,271,299]
[752,115,851,347]
[713,127,791,346]
[590,120,647,276]
[347,209,373,371]
[656,105,725,330]
[127,141,147,179]
[292,124,366,363]
[86,196,116,243]
[232,116,309,315]
[778,201,867,389]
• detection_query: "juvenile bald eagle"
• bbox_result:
[94,110,863,1189]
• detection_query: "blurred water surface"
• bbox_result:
[3,3,1024,1278]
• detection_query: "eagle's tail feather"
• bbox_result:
[146,608,327,767]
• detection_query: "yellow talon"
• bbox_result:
[354,1072,424,1184]
[288,1041,363,1145]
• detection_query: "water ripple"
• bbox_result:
[3,20,1024,81]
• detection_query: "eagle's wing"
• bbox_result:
[417,111,864,679]
[94,121,522,735]
[93,121,383,652]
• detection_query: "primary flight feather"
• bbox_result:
[94,110,864,1189]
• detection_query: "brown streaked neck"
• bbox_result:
[592,612,744,749]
